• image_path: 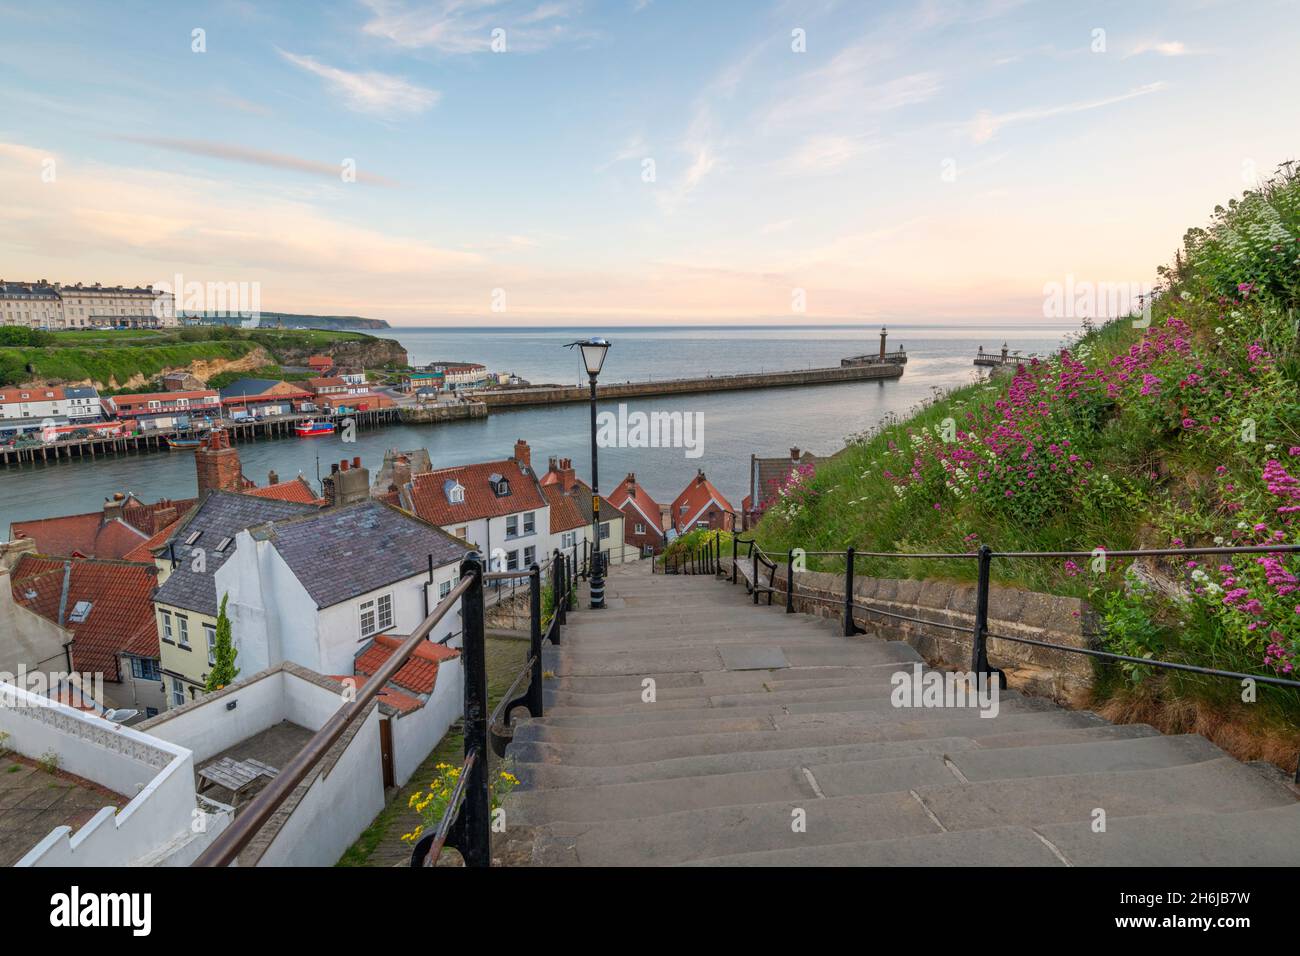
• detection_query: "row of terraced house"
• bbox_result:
[0,364,392,440]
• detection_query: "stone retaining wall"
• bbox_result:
[731,560,1099,705]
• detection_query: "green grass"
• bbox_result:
[0,326,384,388]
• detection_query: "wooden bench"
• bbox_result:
[735,550,778,606]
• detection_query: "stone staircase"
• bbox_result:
[502,562,1300,865]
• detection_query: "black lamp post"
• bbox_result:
[567,337,611,608]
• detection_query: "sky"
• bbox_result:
[1,0,1298,326]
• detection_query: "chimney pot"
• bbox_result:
[352,456,361,469]
[341,459,349,471]
[268,470,279,486]
[790,447,800,461]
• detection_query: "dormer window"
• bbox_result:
[489,473,510,497]
[444,479,465,504]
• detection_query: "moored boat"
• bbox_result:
[294,419,336,437]
[167,436,202,450]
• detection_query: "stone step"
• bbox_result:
[683,826,1065,867]
[526,758,1296,865]
[541,640,921,676]
[505,732,1227,826]
[512,707,1118,746]
[1034,804,1300,866]
[547,663,908,696]
[546,663,1005,711]
[508,708,1093,765]
[507,725,1158,791]
[546,682,1046,721]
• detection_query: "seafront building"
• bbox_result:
[0,280,177,329]
[670,470,737,534]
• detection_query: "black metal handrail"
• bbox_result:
[488,549,574,758]
[697,538,1300,781]
[194,567,480,867]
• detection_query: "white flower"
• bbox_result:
[1215,327,1225,335]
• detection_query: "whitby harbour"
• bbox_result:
[0,324,1073,531]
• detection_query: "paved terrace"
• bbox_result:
[499,563,1300,865]
[0,752,126,867]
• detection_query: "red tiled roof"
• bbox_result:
[10,555,160,680]
[10,497,195,560]
[108,390,217,404]
[353,634,459,697]
[10,513,147,560]
[123,517,182,563]
[244,476,325,505]
[543,484,586,533]
[407,457,545,526]
[0,386,67,403]
[607,474,666,537]
[671,472,735,531]
[306,376,347,390]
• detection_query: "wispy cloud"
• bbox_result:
[359,0,581,54]
[277,49,440,116]
[781,134,878,174]
[655,106,721,213]
[967,82,1169,143]
[1127,40,1193,57]
[117,136,399,186]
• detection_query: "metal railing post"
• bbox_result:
[732,536,738,584]
[843,547,862,636]
[970,545,1005,688]
[455,553,490,867]
[752,548,759,604]
[553,549,566,626]
[786,549,795,613]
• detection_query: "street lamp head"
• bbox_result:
[566,337,611,378]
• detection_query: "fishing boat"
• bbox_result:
[294,419,336,437]
[166,436,202,450]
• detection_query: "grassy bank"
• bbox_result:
[0,326,384,388]
[0,341,261,389]
[751,163,1300,750]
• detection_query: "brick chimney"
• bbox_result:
[389,454,412,494]
[268,470,280,486]
[103,492,127,521]
[625,472,636,495]
[196,429,242,495]
[513,439,531,471]
[152,500,178,531]
[323,457,369,507]
[790,447,800,462]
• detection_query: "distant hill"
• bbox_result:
[186,311,391,330]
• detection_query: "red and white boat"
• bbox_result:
[294,419,336,437]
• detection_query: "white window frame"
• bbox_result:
[176,615,190,647]
[204,622,217,666]
[523,511,535,535]
[160,609,174,642]
[438,580,452,600]
[635,522,646,535]
[505,514,518,538]
[359,598,378,637]
[171,677,185,708]
[377,593,394,631]
[524,545,536,567]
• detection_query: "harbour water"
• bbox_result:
[0,323,1081,532]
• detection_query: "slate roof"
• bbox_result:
[152,491,316,616]
[10,555,161,680]
[406,458,545,526]
[218,378,311,400]
[248,499,470,609]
